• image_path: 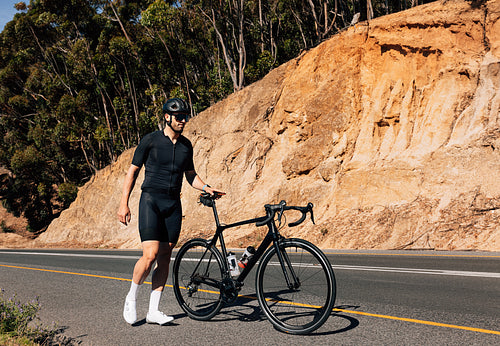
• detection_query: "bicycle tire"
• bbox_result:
[173,238,225,320]
[255,238,336,334]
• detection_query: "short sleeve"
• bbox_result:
[182,136,195,171]
[131,133,153,167]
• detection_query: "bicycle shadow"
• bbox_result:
[196,294,360,335]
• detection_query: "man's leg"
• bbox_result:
[124,241,160,324]
[132,240,161,284]
[146,242,175,325]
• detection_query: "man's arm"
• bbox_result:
[117,164,141,225]
[185,170,224,196]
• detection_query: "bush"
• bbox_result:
[57,182,78,208]
[0,221,16,233]
[0,289,56,344]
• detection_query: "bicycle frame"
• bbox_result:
[206,199,299,288]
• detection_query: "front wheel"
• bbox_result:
[172,239,225,320]
[255,238,336,334]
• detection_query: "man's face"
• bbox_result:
[166,113,189,133]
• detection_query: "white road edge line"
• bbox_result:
[1,251,499,278]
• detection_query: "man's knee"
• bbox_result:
[156,252,172,265]
[141,252,158,267]
[141,242,161,265]
[155,256,171,269]
[156,243,174,264]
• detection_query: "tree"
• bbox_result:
[196,0,248,91]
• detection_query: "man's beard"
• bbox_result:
[167,119,183,133]
[172,123,183,134]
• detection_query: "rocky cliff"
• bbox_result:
[35,0,500,250]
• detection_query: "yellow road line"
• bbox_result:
[1,264,499,335]
[0,264,153,284]
[332,308,500,335]
[321,252,500,258]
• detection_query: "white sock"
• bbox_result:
[126,281,140,301]
[149,290,162,314]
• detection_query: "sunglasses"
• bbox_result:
[172,113,190,122]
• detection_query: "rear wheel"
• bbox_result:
[255,238,336,334]
[173,239,225,320]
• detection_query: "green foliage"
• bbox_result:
[140,0,174,28]
[246,50,278,85]
[57,182,78,208]
[10,146,42,178]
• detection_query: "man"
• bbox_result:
[117,98,223,325]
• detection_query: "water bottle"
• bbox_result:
[238,246,256,269]
[227,252,240,277]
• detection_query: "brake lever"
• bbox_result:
[308,202,315,224]
[256,201,286,227]
[277,200,286,225]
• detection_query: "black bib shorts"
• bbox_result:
[138,191,182,244]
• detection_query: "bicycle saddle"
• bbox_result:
[199,192,223,207]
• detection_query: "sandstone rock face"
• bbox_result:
[36,0,500,250]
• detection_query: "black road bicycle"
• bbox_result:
[172,193,336,334]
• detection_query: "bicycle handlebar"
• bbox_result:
[199,193,315,228]
[256,200,315,227]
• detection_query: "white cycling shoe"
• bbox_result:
[123,300,137,324]
[146,311,174,325]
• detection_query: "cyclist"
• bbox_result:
[117,98,224,325]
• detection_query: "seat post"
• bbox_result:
[211,201,221,228]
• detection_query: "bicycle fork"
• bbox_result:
[274,239,301,290]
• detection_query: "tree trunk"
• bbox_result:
[200,4,246,91]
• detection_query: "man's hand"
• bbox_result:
[204,186,225,198]
[117,205,131,225]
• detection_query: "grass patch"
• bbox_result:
[0,333,37,345]
[0,289,76,345]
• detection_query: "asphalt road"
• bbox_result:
[0,249,499,345]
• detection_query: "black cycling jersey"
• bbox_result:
[132,131,195,194]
